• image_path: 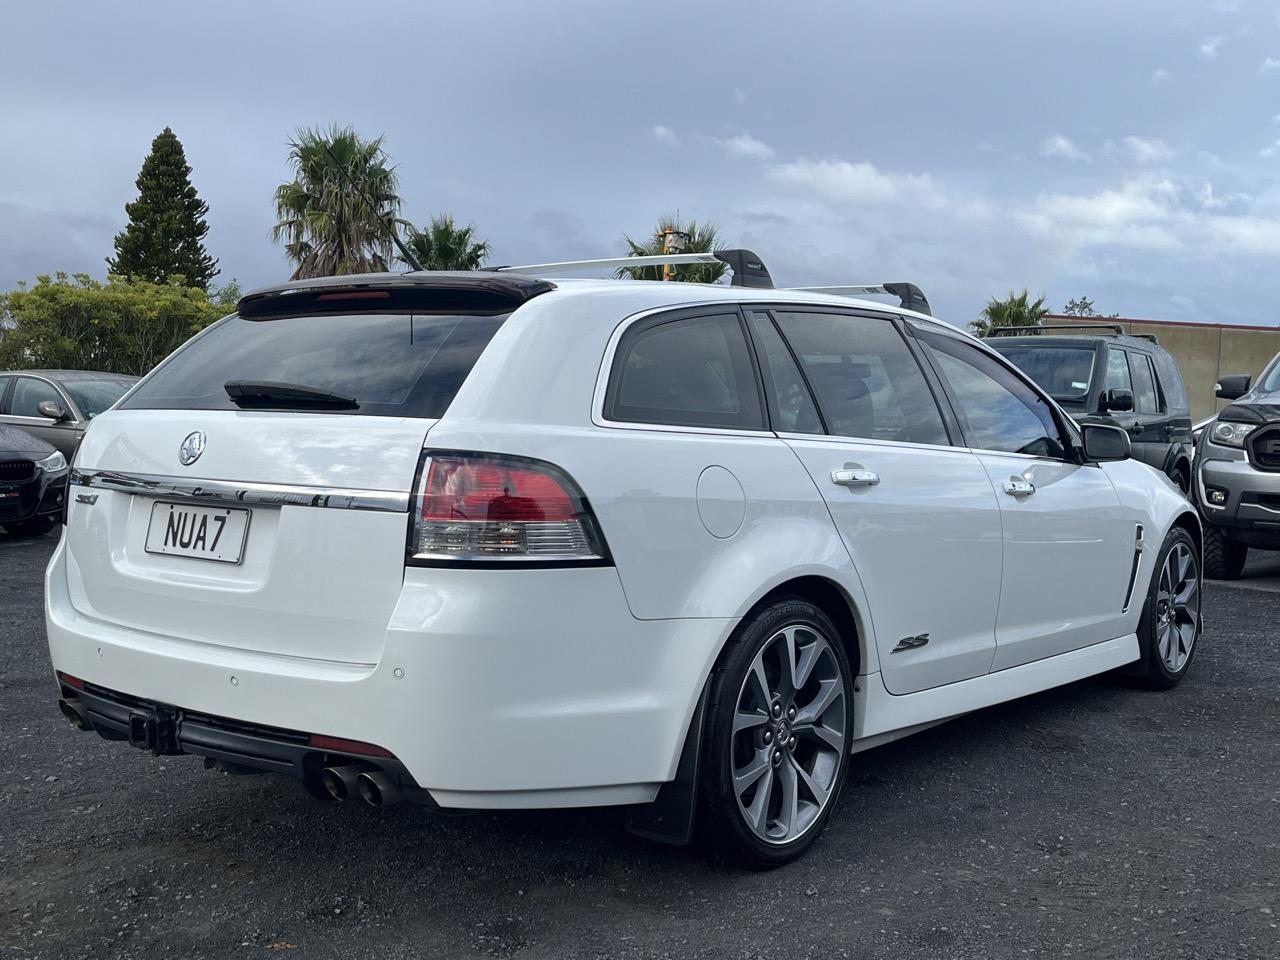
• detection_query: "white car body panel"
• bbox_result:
[45,277,1201,811]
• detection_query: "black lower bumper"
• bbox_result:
[58,678,434,806]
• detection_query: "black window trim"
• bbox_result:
[600,304,772,435]
[749,303,961,448]
[913,324,1084,465]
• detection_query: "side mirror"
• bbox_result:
[36,399,71,422]
[1215,374,1251,401]
[1100,387,1134,413]
[1082,423,1131,462]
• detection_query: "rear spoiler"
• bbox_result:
[237,272,555,319]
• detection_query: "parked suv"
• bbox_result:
[986,326,1194,494]
[47,258,1200,866]
[1194,351,1280,578]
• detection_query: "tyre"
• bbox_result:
[1202,522,1247,580]
[3,516,57,538]
[1134,526,1201,690]
[699,598,853,868]
[1171,461,1190,497]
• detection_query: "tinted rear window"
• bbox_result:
[991,345,1096,403]
[120,312,507,418]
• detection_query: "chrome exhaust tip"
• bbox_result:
[355,770,400,807]
[320,764,364,801]
[58,697,92,732]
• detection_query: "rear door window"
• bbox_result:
[606,311,765,430]
[120,312,508,419]
[770,311,948,445]
[1130,353,1161,413]
[1103,348,1133,394]
[746,311,823,434]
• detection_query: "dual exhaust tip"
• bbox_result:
[320,764,400,807]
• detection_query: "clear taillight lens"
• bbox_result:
[408,452,609,564]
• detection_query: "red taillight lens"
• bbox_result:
[308,733,394,758]
[409,452,608,563]
[57,671,86,690]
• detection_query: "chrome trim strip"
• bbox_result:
[70,469,409,513]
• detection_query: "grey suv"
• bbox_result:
[1194,351,1280,578]
[986,326,1194,493]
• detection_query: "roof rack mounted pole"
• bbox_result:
[488,248,774,289]
[788,283,932,317]
[988,323,1125,337]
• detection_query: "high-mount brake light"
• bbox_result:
[408,452,609,564]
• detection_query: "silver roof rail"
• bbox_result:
[789,283,932,317]
[490,249,774,288]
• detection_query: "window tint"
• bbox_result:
[747,312,822,434]
[120,312,507,418]
[608,312,765,430]
[989,345,1095,403]
[1130,353,1160,414]
[10,377,64,418]
[771,311,947,445]
[1103,348,1132,393]
[922,333,1068,459]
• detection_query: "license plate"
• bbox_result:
[144,502,250,564]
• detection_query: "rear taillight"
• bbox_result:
[408,451,609,565]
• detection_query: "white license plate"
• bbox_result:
[144,502,250,564]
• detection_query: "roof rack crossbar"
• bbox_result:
[989,323,1125,336]
[489,249,774,288]
[788,283,932,317]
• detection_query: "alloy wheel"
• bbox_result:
[730,623,846,845]
[1156,541,1200,673]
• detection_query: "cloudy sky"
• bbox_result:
[4,0,1280,326]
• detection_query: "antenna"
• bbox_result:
[321,141,424,272]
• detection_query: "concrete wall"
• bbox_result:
[1041,315,1280,423]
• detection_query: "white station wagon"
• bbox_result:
[47,252,1202,866]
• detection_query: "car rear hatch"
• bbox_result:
[64,273,552,665]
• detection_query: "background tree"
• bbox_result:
[969,290,1050,337]
[615,215,726,283]
[399,215,491,271]
[273,126,405,279]
[106,127,219,290]
[0,273,226,375]
[1062,295,1120,318]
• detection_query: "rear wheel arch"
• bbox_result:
[735,576,865,681]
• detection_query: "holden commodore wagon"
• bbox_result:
[47,252,1202,866]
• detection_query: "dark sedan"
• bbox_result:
[0,423,69,537]
[0,370,138,460]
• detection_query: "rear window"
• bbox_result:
[120,312,507,418]
[991,345,1096,403]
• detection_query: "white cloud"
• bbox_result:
[1019,178,1181,252]
[768,157,950,208]
[1120,136,1174,164]
[1210,0,1239,12]
[1041,134,1091,162]
[1198,182,1251,210]
[650,125,680,147]
[1259,58,1280,76]
[1150,68,1171,84]
[1199,36,1225,59]
[1260,139,1280,157]
[714,133,775,161]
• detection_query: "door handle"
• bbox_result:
[831,468,880,487]
[1003,477,1035,497]
[1131,423,1144,435]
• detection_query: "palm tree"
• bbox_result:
[273,126,404,279]
[969,290,1050,337]
[615,215,726,283]
[399,215,491,271]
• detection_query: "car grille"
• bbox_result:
[0,459,35,483]
[1249,426,1280,472]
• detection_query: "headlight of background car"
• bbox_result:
[35,451,68,474]
[1210,420,1257,448]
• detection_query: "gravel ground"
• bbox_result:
[2,532,1278,960]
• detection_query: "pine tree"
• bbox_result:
[107,127,219,290]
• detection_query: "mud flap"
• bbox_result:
[623,683,709,846]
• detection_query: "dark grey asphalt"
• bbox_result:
[2,532,1278,960]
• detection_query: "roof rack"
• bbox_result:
[787,283,932,317]
[491,249,774,288]
[987,323,1159,344]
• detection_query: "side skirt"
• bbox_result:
[854,634,1139,742]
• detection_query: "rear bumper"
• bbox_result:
[45,540,732,809]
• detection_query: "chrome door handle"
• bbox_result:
[1003,477,1035,497]
[831,469,880,487]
